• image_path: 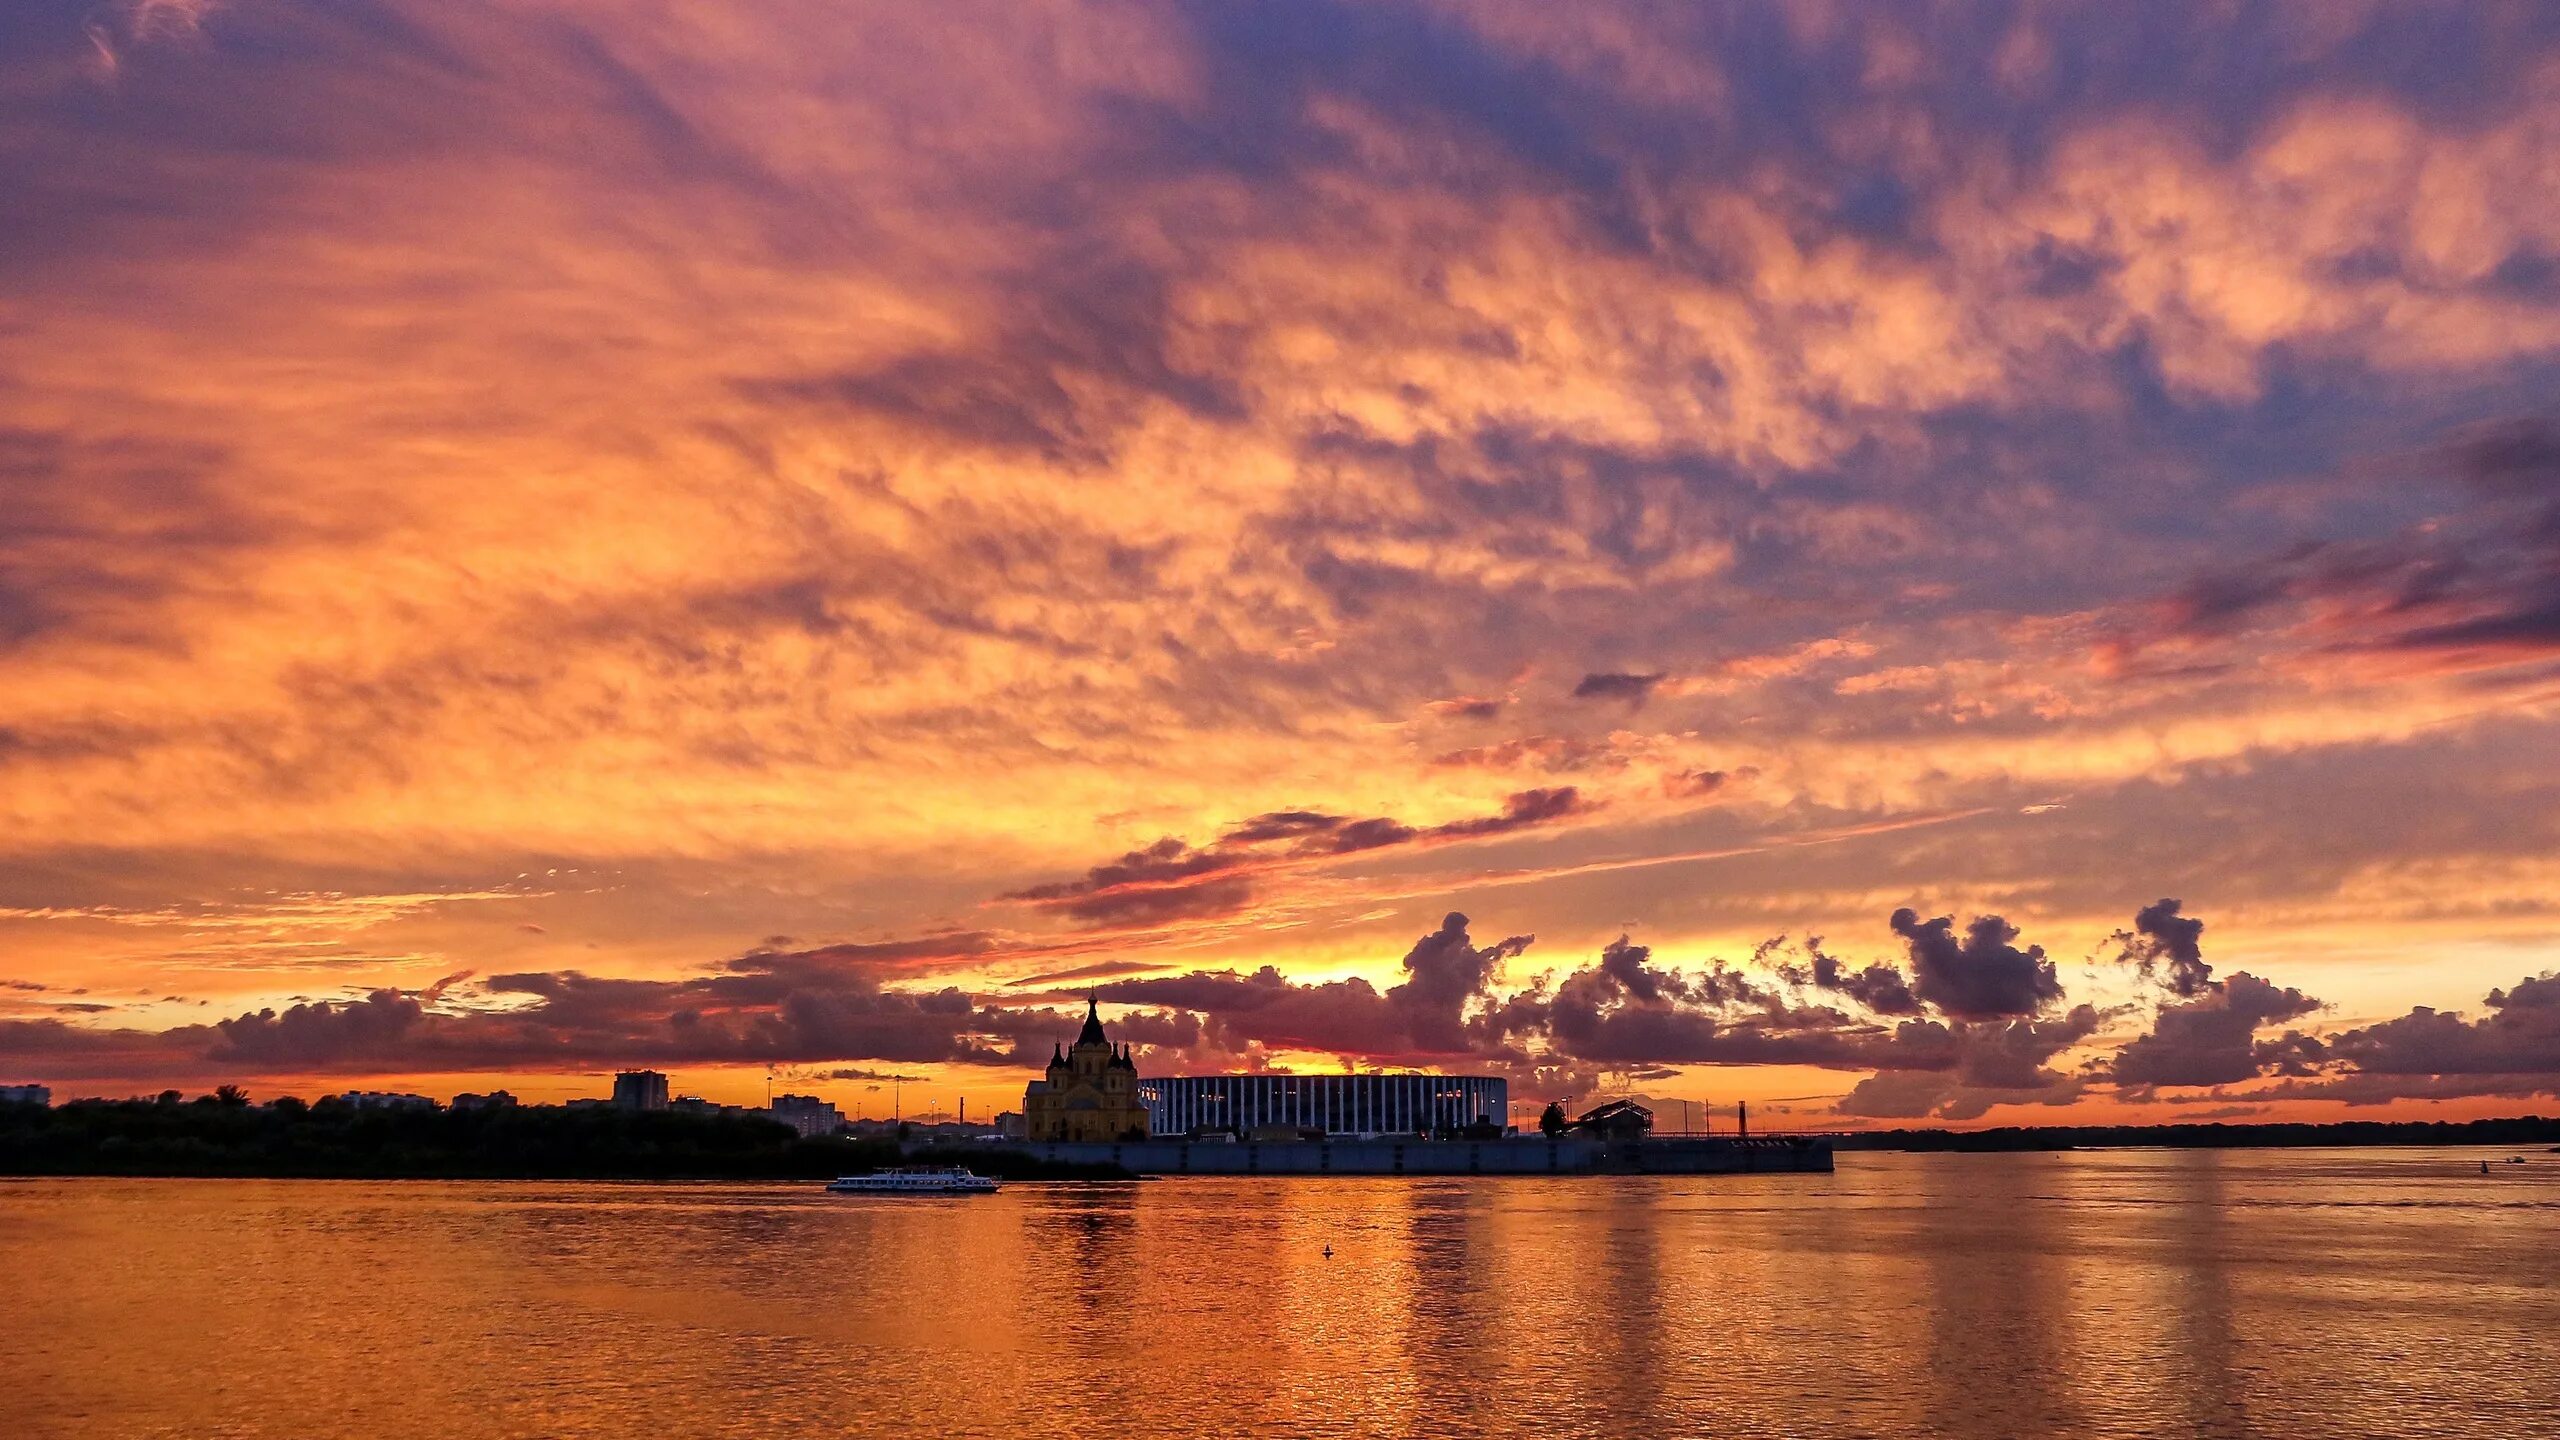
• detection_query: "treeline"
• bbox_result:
[1837,1116,2560,1151]
[0,1095,1126,1180]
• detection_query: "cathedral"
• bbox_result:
[1023,996,1150,1143]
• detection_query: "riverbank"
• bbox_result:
[11,1098,2556,1179]
[0,1099,1126,1181]
[1839,1116,2560,1151]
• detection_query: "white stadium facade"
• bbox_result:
[1138,1074,1508,1137]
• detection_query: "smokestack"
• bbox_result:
[1738,1101,1748,1140]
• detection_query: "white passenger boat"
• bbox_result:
[825,1165,1000,1195]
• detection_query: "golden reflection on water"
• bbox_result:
[3,1149,2555,1439]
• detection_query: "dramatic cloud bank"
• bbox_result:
[15,893,2554,1123]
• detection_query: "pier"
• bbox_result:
[984,1133,1833,1177]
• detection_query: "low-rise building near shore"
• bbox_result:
[0,1083,50,1107]
[669,1094,762,1121]
[332,1091,437,1110]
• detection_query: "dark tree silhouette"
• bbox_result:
[0,1099,1127,1179]
[1538,1102,1568,1137]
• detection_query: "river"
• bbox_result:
[2,1147,2553,1438]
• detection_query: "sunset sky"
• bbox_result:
[5,0,2560,1128]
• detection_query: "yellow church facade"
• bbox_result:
[1023,996,1150,1142]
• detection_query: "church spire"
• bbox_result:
[1075,992,1109,1049]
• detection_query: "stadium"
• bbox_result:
[1138,1074,1508,1137]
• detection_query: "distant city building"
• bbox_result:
[450,1090,517,1111]
[993,1110,1025,1139]
[668,1095,753,1119]
[612,1070,670,1111]
[1139,1074,1507,1137]
[332,1090,437,1110]
[667,1094,825,1132]
[769,1093,844,1138]
[0,1083,50,1107]
[1023,997,1149,1142]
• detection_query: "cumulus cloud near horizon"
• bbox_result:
[15,897,2556,1125]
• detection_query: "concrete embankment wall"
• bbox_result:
[1629,1137,1835,1174]
[1000,1135,1833,1176]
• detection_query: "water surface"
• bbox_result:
[3,1148,2554,1438]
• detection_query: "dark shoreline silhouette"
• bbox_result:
[0,1097,1125,1181]
[1837,1116,2560,1151]
[5,1098,2554,1178]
